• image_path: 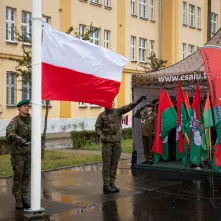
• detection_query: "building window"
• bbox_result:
[196,7,201,29]
[6,72,16,106]
[131,0,136,15]
[79,102,86,107]
[22,11,31,44]
[189,5,195,27]
[139,0,147,19]
[104,0,110,7]
[182,43,186,59]
[211,13,217,33]
[150,0,154,20]
[90,29,100,45]
[43,16,50,24]
[182,2,187,25]
[91,0,100,3]
[130,36,136,61]
[104,30,110,49]
[79,24,86,39]
[139,38,146,62]
[149,40,154,56]
[22,77,31,100]
[188,44,194,56]
[6,7,15,42]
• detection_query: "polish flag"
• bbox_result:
[42,24,128,108]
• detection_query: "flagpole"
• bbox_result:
[29,0,43,212]
[209,128,212,162]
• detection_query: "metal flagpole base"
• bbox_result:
[24,207,46,219]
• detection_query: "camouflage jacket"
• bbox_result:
[6,114,31,155]
[95,100,141,143]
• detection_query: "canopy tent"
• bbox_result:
[131,28,221,165]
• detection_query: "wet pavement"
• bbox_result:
[1,160,221,221]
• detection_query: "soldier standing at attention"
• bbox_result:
[135,102,156,164]
[95,96,146,193]
[6,99,31,209]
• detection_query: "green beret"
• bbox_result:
[17,99,30,107]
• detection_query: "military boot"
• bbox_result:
[15,199,23,209]
[103,184,116,194]
[22,198,30,209]
[110,182,120,192]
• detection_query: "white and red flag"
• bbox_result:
[42,24,128,108]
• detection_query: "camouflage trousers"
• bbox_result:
[11,154,31,200]
[102,142,122,186]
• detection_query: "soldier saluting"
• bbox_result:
[6,99,31,209]
[135,102,156,164]
[95,96,146,193]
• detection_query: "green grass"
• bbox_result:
[0,151,101,177]
[81,139,133,154]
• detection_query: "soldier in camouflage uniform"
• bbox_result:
[6,99,31,209]
[95,96,146,193]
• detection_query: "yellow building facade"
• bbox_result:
[0,0,221,136]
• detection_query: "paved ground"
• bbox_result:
[0,160,221,221]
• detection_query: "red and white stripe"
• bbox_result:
[42,24,128,108]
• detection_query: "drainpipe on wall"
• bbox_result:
[158,0,162,59]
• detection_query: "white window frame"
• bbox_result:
[104,30,110,49]
[150,0,154,20]
[211,13,217,33]
[104,0,110,7]
[43,16,50,24]
[197,7,201,29]
[188,44,194,56]
[22,11,31,45]
[91,0,100,4]
[22,77,31,101]
[189,4,195,27]
[139,0,147,19]
[130,36,136,61]
[139,38,146,62]
[90,29,100,45]
[149,40,154,56]
[182,2,187,25]
[79,24,86,39]
[6,72,16,106]
[131,0,136,15]
[182,43,186,59]
[6,7,15,43]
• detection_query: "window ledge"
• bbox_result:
[104,6,112,10]
[90,2,102,7]
[197,28,202,31]
[182,24,188,27]
[139,17,148,21]
[131,14,137,18]
[79,105,88,108]
[22,43,31,47]
[139,61,146,64]
[42,105,52,108]
[6,105,17,108]
[212,32,217,34]
[6,41,18,45]
[90,105,102,108]
[189,25,196,29]
[150,19,156,23]
[79,0,88,2]
[131,60,137,63]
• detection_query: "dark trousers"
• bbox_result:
[142,136,153,161]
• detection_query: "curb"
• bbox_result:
[0,158,131,179]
